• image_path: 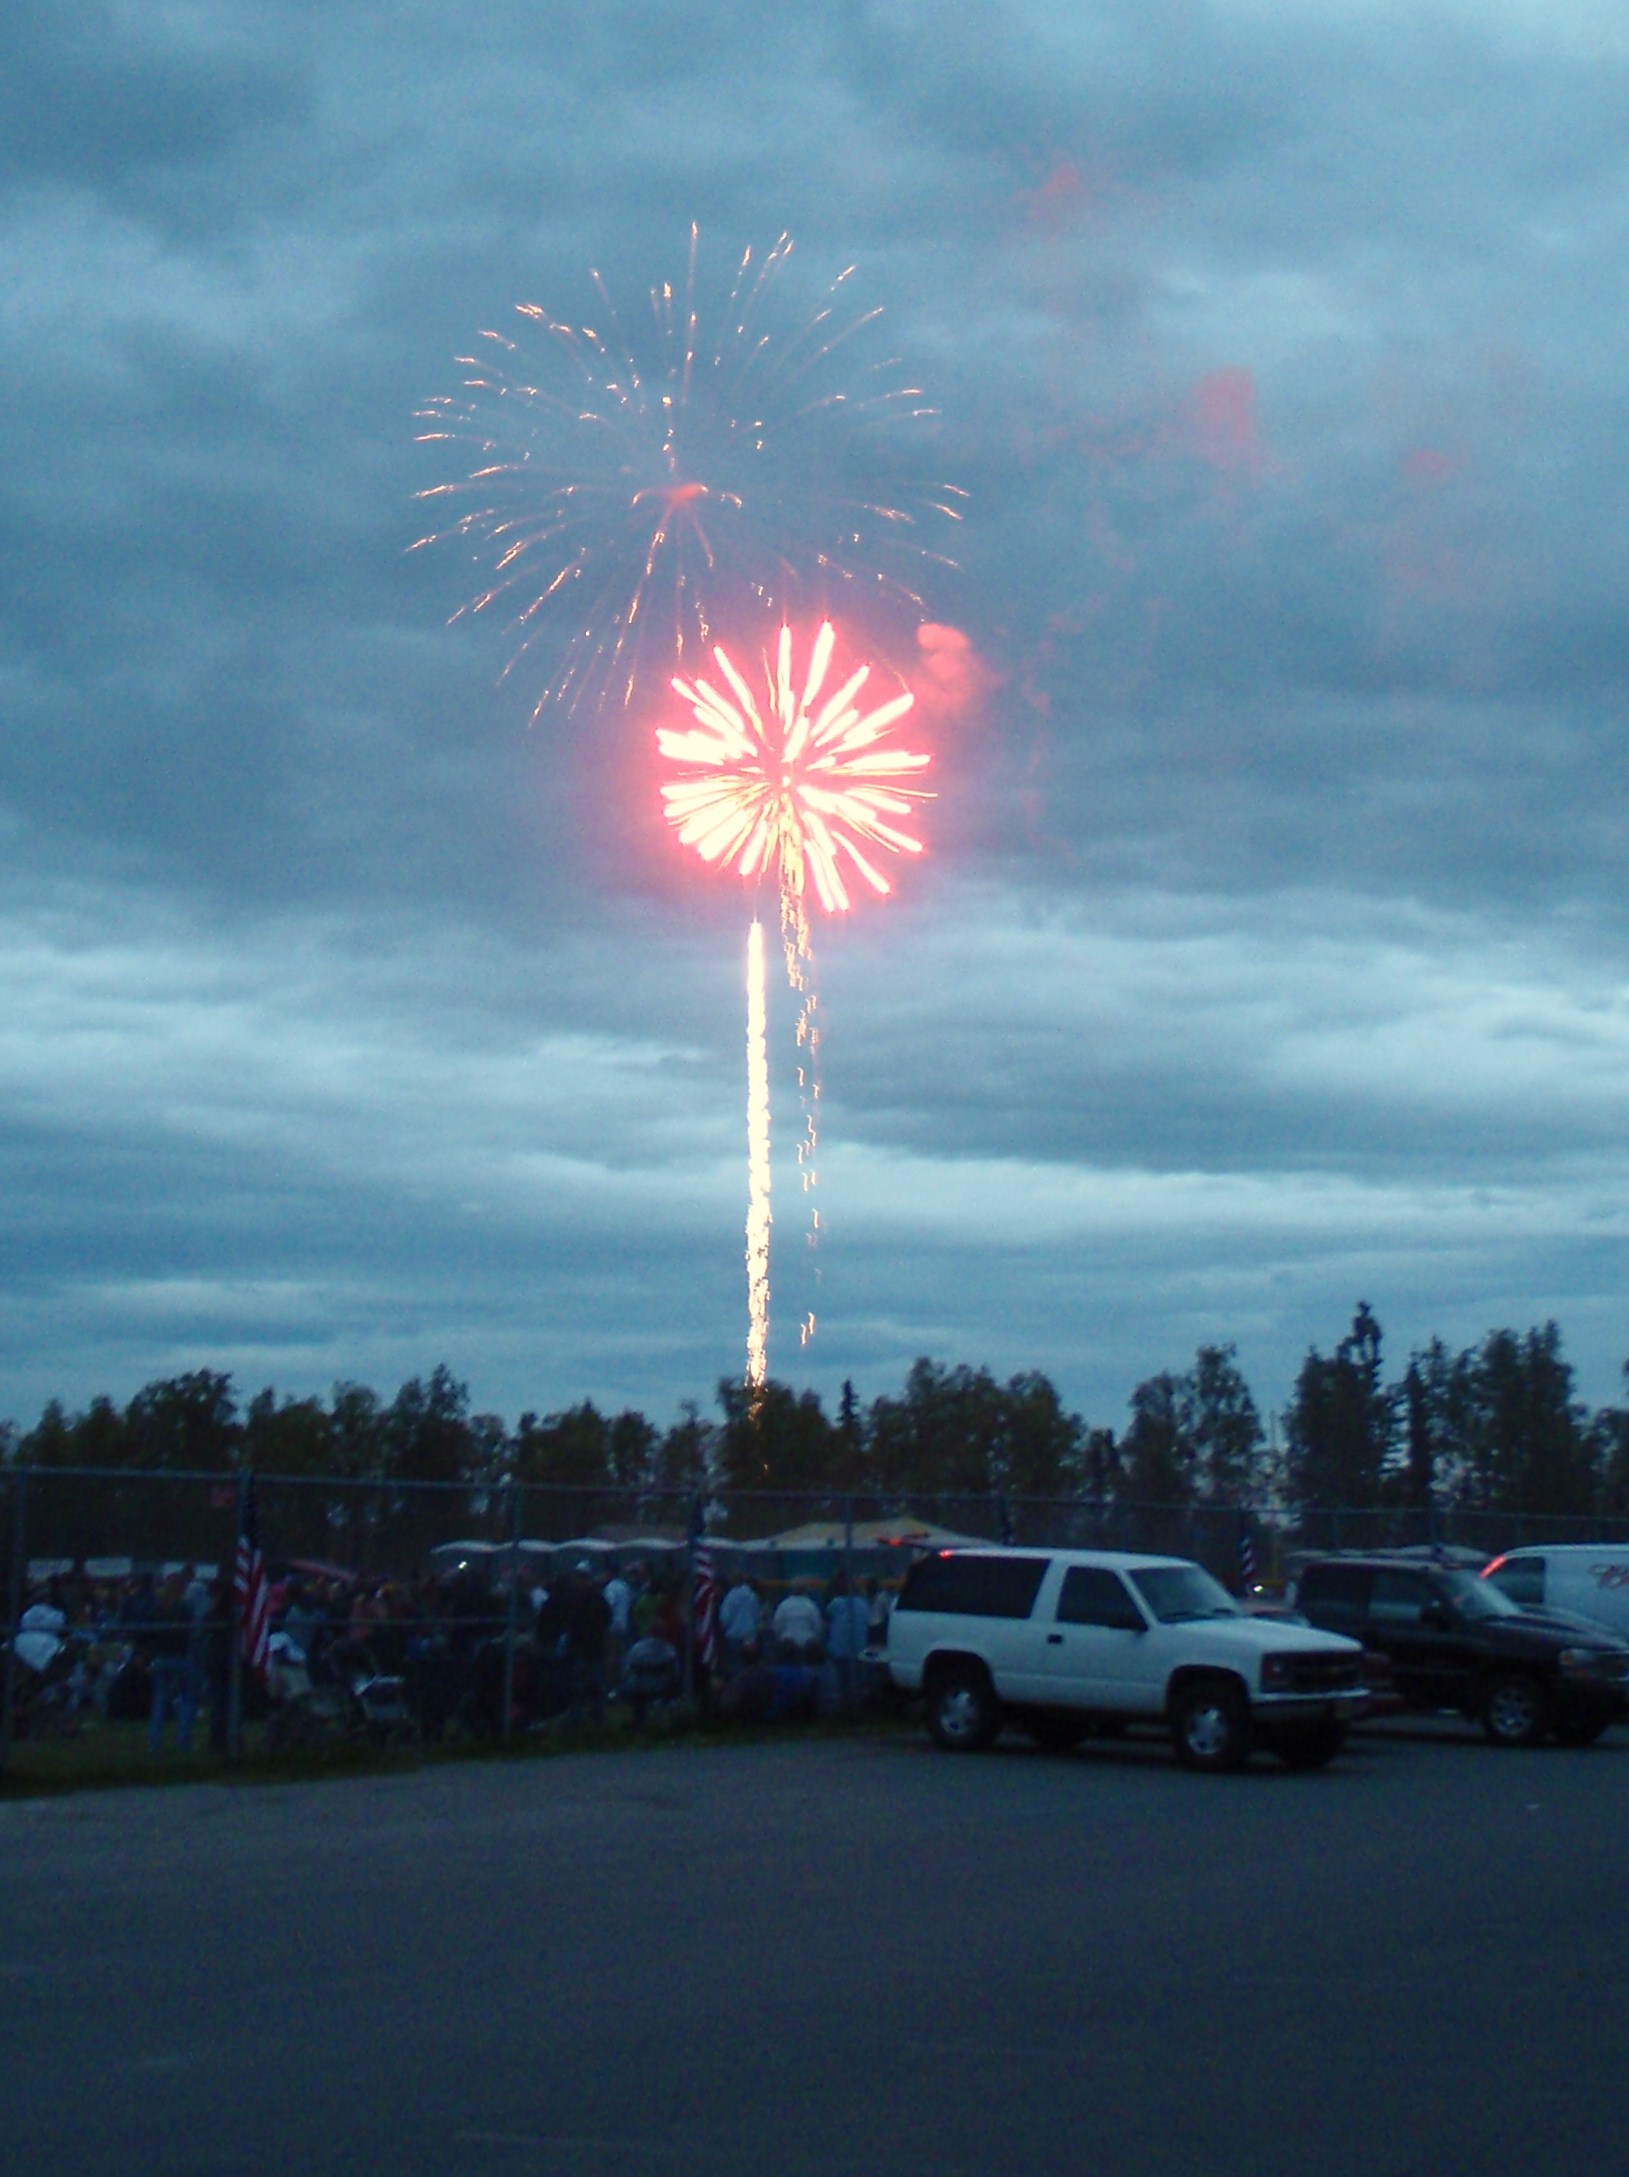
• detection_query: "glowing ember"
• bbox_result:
[657,621,932,914]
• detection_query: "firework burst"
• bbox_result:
[657,620,932,914]
[412,231,965,714]
[658,621,931,1386]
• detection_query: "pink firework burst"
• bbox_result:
[656,621,932,913]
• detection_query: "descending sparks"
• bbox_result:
[657,621,932,915]
[412,230,964,715]
[745,920,772,1394]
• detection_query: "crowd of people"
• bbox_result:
[3,1552,900,1754]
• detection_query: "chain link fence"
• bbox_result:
[6,1465,1628,1781]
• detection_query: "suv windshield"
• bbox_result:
[1129,1564,1241,1624]
[1436,1570,1521,1622]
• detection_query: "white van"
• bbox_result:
[1481,1545,1629,1639]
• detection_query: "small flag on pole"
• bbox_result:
[1238,1512,1258,1593]
[234,1475,272,1685]
[690,1507,719,1674]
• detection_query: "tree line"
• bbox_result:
[5,1303,1629,1518]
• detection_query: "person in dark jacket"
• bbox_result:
[138,1574,196,1754]
[562,1561,611,1726]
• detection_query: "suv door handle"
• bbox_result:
[1046,1633,1063,1645]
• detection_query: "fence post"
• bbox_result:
[842,1494,854,1714]
[227,1472,246,1761]
[683,1493,699,1703]
[1,1468,29,1781]
[501,1476,521,1748]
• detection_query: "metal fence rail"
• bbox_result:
[5,1464,1628,1780]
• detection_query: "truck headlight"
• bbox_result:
[1260,1654,1295,1691]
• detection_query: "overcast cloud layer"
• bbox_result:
[2,0,1626,1436]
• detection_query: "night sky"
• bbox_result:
[3,0,1626,1436]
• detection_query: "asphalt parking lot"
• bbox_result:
[4,1719,1627,2177]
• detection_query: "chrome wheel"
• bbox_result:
[1482,1675,1544,1747]
[1171,1682,1250,1771]
[926,1668,998,1752]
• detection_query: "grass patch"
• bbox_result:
[1,1705,910,1800]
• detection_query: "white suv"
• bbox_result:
[884,1547,1366,1771]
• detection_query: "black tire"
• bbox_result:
[1170,1680,1252,1772]
[1554,1714,1611,1749]
[1025,1711,1090,1752]
[925,1664,1001,1752]
[1480,1672,1547,1747]
[1271,1720,1347,1771]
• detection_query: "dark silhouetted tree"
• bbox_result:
[242,1390,335,1477]
[384,1365,474,1485]
[1119,1373,1197,1504]
[513,1401,610,1489]
[649,1402,714,1501]
[1462,1323,1594,1514]
[716,1378,836,1498]
[1188,1345,1265,1501]
[124,1371,240,1470]
[1284,1303,1396,1510]
[608,1409,657,1495]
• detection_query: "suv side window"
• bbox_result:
[1486,1556,1545,1608]
[1370,1569,1431,1625]
[895,1553,1049,1620]
[1056,1566,1146,1631]
[1297,1563,1371,1628]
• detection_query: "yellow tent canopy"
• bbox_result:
[741,1514,988,1551]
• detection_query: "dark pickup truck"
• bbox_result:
[1293,1556,1629,1747]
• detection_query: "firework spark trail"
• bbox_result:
[780,893,821,1349]
[412,231,965,714]
[745,918,772,1394]
[659,621,930,1380]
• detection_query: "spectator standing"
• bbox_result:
[772,1582,823,1662]
[182,1565,212,1735]
[281,1580,321,1663]
[825,1574,871,1709]
[203,1577,233,1754]
[603,1563,633,1683]
[718,1574,763,1667]
[562,1561,612,1726]
[143,1574,197,1755]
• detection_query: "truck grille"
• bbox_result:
[1282,1654,1362,1694]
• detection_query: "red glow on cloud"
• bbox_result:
[1402,446,1460,485]
[1024,159,1087,229]
[1184,368,1265,477]
[912,622,1001,720]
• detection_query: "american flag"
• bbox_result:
[1238,1513,1259,1593]
[234,1474,272,1684]
[691,1515,719,1673]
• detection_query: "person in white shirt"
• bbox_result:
[771,1584,823,1660]
[602,1566,633,1681]
[718,1575,762,1665]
